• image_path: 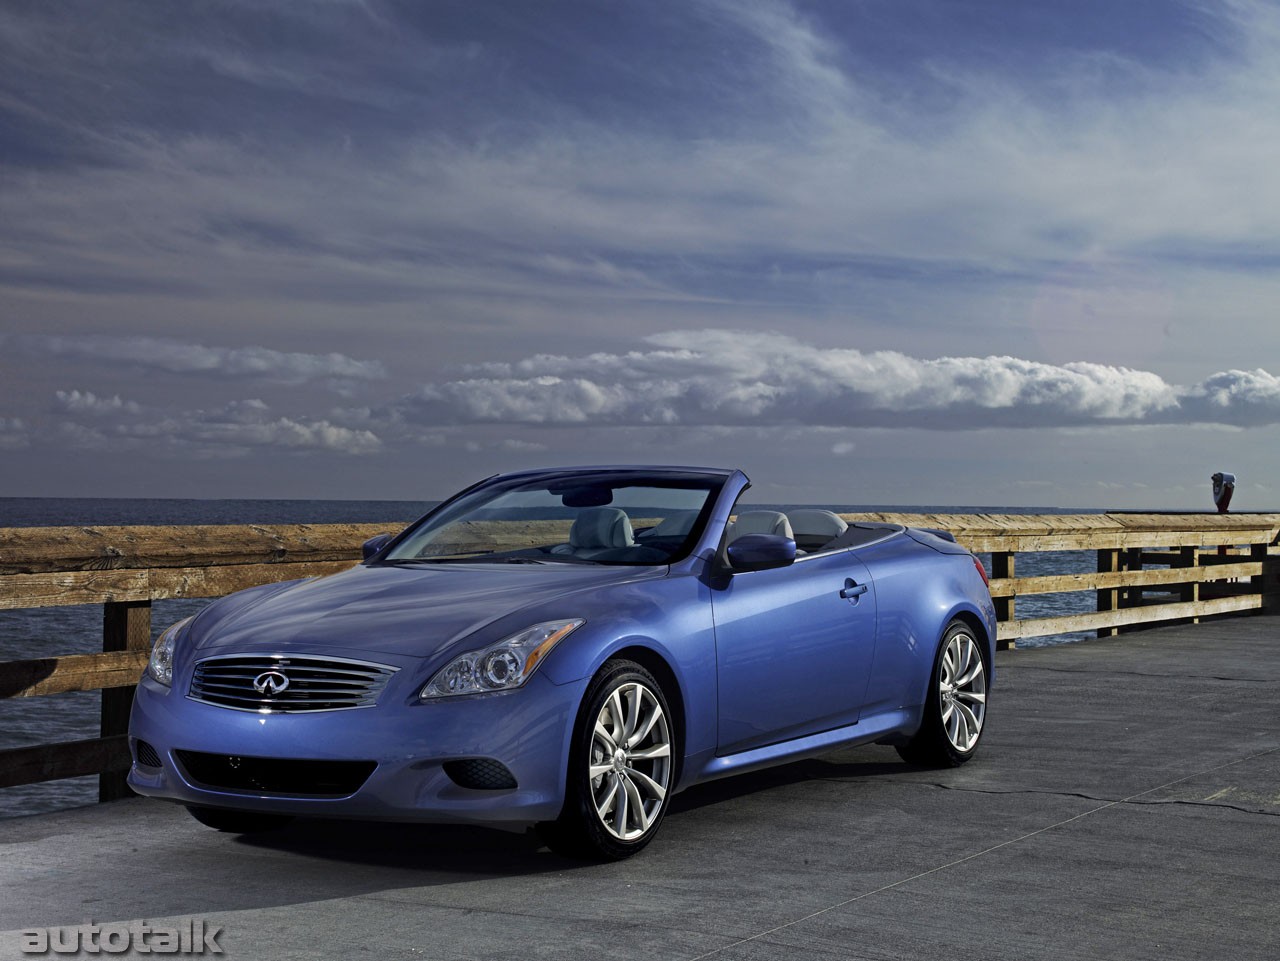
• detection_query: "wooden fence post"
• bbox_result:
[1097,549,1119,637]
[991,552,1015,650]
[1178,546,1201,625]
[1264,552,1280,612]
[99,600,151,801]
[1250,543,1268,595]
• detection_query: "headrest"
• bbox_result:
[729,510,794,542]
[787,509,849,539]
[570,507,635,550]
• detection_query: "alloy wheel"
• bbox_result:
[939,630,987,752]
[587,681,672,840]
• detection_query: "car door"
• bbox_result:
[711,550,878,756]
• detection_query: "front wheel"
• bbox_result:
[538,660,675,860]
[897,621,989,767]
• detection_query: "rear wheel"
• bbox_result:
[897,621,988,767]
[186,805,294,834]
[538,659,675,860]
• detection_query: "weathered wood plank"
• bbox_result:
[0,560,360,610]
[2,516,1275,576]
[0,735,131,789]
[988,560,1262,598]
[841,511,1280,532]
[1110,512,1280,533]
[837,513,1280,554]
[147,560,358,599]
[953,531,1274,552]
[0,650,150,699]
[0,522,405,575]
[0,569,152,609]
[998,593,1262,641]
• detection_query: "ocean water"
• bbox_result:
[0,497,1098,820]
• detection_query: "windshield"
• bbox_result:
[382,470,725,566]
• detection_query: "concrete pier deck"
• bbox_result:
[3,617,1278,960]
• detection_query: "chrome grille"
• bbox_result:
[188,654,399,713]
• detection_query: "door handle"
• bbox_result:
[839,579,868,599]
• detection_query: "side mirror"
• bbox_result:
[362,533,394,561]
[726,533,796,573]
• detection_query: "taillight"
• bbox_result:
[971,554,991,589]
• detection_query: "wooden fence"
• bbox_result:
[841,512,1280,643]
[2,513,1278,802]
[0,523,398,800]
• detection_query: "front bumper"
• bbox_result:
[127,667,587,828]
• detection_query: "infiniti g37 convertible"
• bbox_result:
[129,466,995,859]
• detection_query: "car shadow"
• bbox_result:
[231,749,913,866]
[6,749,922,930]
[231,817,557,872]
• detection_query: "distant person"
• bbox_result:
[1211,471,1236,513]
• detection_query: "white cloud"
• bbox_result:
[1179,368,1280,425]
[389,329,1280,431]
[497,438,547,452]
[700,0,853,121]
[395,329,1187,429]
[178,414,382,454]
[19,336,386,386]
[47,392,381,457]
[54,389,142,416]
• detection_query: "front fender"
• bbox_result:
[536,570,719,775]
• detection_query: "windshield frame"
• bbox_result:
[374,467,731,568]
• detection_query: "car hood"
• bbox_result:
[190,561,662,660]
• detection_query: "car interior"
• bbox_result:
[545,506,900,563]
[721,508,899,555]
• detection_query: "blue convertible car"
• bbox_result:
[129,466,995,859]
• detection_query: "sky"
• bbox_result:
[2,0,1279,509]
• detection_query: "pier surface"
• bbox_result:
[3,617,1278,961]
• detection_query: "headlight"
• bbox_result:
[147,617,193,687]
[420,619,584,699]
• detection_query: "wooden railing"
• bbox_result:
[0,523,399,800]
[2,513,1278,801]
[841,512,1280,645]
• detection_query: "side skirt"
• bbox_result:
[684,708,915,787]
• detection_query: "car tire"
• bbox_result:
[185,805,294,834]
[538,659,675,860]
[896,620,989,767]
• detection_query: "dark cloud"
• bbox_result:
[3,1,1280,502]
[0,416,29,450]
[16,336,386,386]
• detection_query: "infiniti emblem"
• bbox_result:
[252,670,290,696]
